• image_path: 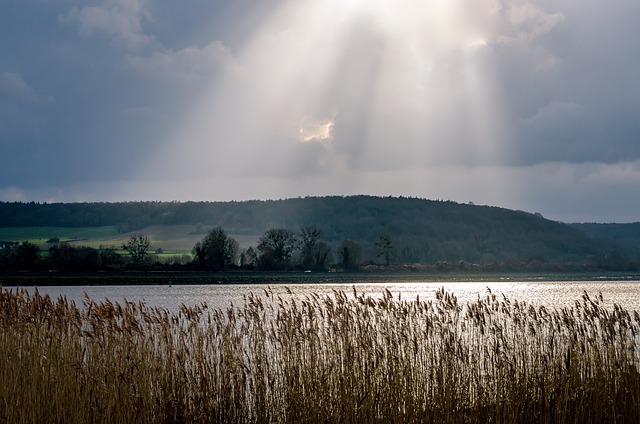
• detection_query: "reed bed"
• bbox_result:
[1,285,639,423]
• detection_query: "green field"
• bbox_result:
[0,226,120,244]
[0,225,259,255]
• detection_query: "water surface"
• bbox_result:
[19,280,640,312]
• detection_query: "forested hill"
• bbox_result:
[571,223,640,257]
[0,196,622,266]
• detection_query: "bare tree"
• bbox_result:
[375,234,394,266]
[257,228,298,269]
[123,234,150,264]
[338,240,361,271]
[299,226,322,269]
[312,241,332,271]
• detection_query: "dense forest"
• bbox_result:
[571,223,640,256]
[0,196,638,272]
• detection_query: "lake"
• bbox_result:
[16,279,640,312]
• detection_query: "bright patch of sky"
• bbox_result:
[2,0,640,223]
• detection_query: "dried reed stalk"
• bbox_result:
[1,285,638,423]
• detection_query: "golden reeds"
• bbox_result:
[1,285,639,423]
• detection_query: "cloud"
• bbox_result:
[0,72,53,104]
[515,101,605,164]
[0,72,53,147]
[299,118,335,143]
[124,41,240,83]
[504,161,640,223]
[497,2,565,44]
[581,161,640,186]
[0,187,26,202]
[60,0,154,50]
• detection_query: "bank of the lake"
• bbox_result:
[2,270,640,286]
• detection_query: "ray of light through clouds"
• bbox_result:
[1,0,640,222]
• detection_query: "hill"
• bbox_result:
[570,223,640,256]
[0,196,621,266]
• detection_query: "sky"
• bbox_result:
[2,0,640,223]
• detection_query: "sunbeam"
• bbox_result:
[145,0,509,199]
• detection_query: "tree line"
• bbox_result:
[3,224,639,273]
[0,226,394,273]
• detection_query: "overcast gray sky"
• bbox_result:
[2,0,640,223]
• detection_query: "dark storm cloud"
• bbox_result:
[493,0,640,165]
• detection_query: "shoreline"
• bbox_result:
[2,270,639,286]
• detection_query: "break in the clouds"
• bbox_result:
[2,0,640,223]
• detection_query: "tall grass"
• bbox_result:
[1,285,639,423]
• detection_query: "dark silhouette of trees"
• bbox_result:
[48,242,77,270]
[227,238,240,267]
[123,234,150,264]
[16,241,39,269]
[100,246,122,269]
[0,244,13,269]
[338,240,361,271]
[192,226,238,270]
[48,243,103,271]
[299,226,321,269]
[375,234,394,266]
[297,226,332,270]
[241,246,258,269]
[83,249,102,271]
[257,228,298,270]
[311,241,332,271]
[193,243,206,267]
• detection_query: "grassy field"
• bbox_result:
[0,225,259,254]
[1,286,638,423]
[0,226,121,244]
